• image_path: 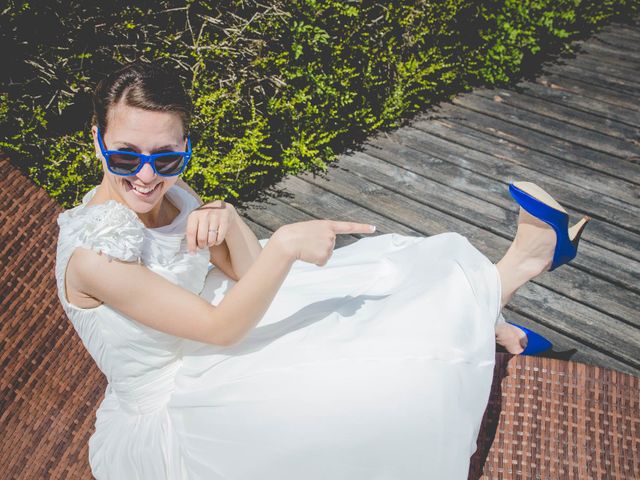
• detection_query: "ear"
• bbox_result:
[91,125,102,159]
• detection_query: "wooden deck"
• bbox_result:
[235,19,640,377]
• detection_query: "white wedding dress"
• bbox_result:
[55,184,503,480]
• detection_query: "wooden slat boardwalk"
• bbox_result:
[235,19,640,377]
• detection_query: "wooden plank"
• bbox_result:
[545,60,640,94]
[407,117,640,215]
[384,124,639,233]
[571,41,640,69]
[578,32,640,63]
[594,29,640,50]
[405,118,640,220]
[239,193,309,228]
[609,21,640,31]
[236,214,274,240]
[291,167,640,370]
[586,26,640,47]
[537,73,640,112]
[510,80,640,127]
[239,189,360,249]
[549,55,640,92]
[332,149,640,326]
[476,87,640,140]
[453,92,640,159]
[568,54,640,86]
[399,120,640,259]
[607,24,640,43]
[544,64,640,98]
[576,38,640,64]
[605,22,640,37]
[364,134,640,291]
[592,33,640,56]
[279,174,423,238]
[431,101,640,184]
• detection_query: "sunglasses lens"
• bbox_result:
[155,154,185,176]
[107,153,140,174]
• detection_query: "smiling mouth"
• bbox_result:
[125,179,162,196]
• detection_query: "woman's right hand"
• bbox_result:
[273,220,376,266]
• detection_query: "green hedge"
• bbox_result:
[1,0,637,208]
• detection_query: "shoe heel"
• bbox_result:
[509,182,590,271]
[569,215,591,246]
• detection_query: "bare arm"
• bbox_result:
[176,177,202,204]
[175,177,237,279]
[176,177,262,281]
[223,211,263,280]
[66,231,295,347]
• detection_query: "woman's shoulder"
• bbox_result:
[170,181,202,212]
[57,189,145,263]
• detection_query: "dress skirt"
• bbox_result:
[164,232,502,479]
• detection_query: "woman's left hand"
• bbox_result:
[186,199,237,254]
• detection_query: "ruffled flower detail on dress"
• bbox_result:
[72,200,145,263]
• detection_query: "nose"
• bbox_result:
[136,161,157,184]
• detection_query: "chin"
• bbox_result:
[120,178,167,212]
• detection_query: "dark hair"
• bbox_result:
[92,62,192,137]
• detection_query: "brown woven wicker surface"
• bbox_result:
[0,159,106,479]
[1,158,638,479]
[468,354,639,479]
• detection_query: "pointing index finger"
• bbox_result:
[330,220,376,234]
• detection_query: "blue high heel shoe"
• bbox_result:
[509,181,591,271]
[504,181,591,356]
[506,322,553,355]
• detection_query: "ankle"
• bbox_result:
[510,208,556,272]
[495,322,527,354]
[496,245,546,307]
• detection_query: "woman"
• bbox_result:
[55,62,589,479]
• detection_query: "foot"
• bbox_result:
[510,207,557,275]
[496,206,557,307]
[495,322,527,354]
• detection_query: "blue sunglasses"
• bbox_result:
[97,127,192,177]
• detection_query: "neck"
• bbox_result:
[91,179,178,228]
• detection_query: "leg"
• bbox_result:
[493,207,556,354]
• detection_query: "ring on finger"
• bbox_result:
[208,227,219,245]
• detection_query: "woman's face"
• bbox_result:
[91,101,186,214]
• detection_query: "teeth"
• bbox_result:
[128,181,157,194]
